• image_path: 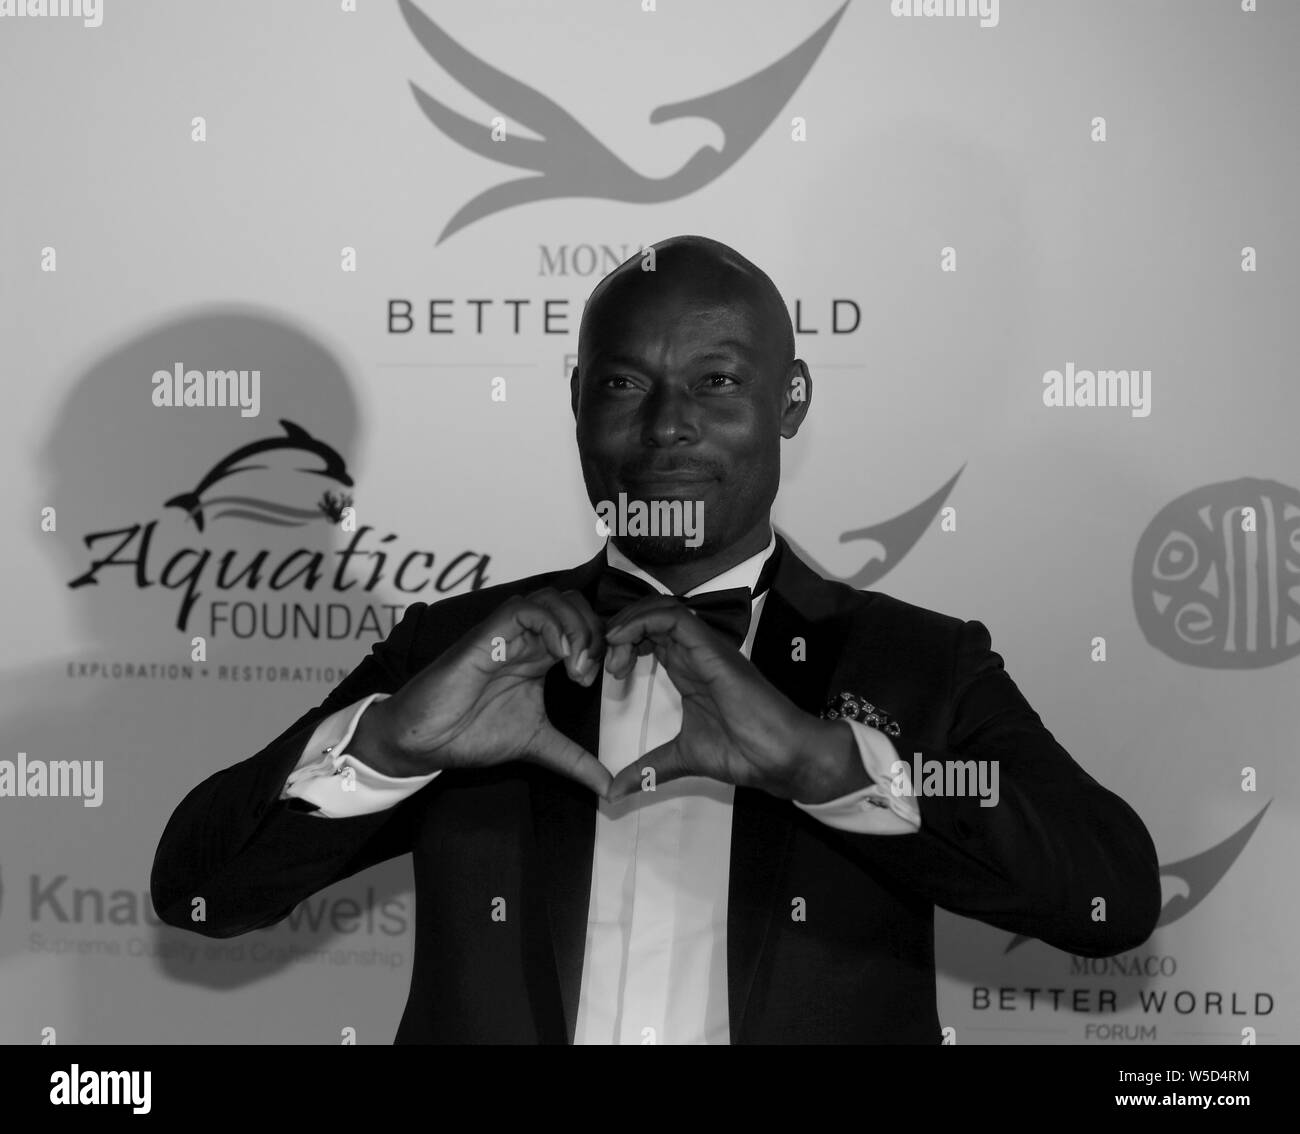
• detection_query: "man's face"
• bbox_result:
[572,280,801,566]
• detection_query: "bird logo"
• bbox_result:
[397,0,850,243]
[776,466,964,590]
[1002,801,1271,953]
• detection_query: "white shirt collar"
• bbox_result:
[604,528,777,599]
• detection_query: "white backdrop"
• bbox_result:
[0,0,1295,1044]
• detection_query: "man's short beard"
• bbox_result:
[612,531,714,566]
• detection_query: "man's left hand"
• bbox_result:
[602,597,868,804]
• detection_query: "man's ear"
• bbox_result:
[570,367,580,420]
[780,360,812,438]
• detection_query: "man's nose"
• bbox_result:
[640,386,699,446]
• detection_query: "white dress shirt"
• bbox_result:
[281,532,919,1043]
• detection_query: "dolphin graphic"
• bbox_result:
[776,466,964,590]
[398,0,849,243]
[164,419,354,533]
[1002,801,1272,953]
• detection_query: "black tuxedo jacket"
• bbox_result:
[151,535,1160,1043]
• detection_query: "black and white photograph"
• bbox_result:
[0,0,1292,1116]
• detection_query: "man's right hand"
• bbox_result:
[350,588,610,796]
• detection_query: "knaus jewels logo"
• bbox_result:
[398,0,848,243]
[24,873,410,972]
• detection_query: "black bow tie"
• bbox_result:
[594,569,753,648]
[593,547,779,650]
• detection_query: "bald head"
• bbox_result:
[579,235,795,367]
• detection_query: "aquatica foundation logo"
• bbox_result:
[67,418,491,642]
[163,420,354,533]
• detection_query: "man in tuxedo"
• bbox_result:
[151,235,1161,1044]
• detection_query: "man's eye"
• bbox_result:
[600,375,636,389]
[704,373,738,388]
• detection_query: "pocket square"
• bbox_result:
[820,691,901,738]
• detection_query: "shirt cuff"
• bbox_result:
[793,719,921,834]
[280,692,440,818]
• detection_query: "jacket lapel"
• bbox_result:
[727,535,852,1041]
[531,550,606,1043]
